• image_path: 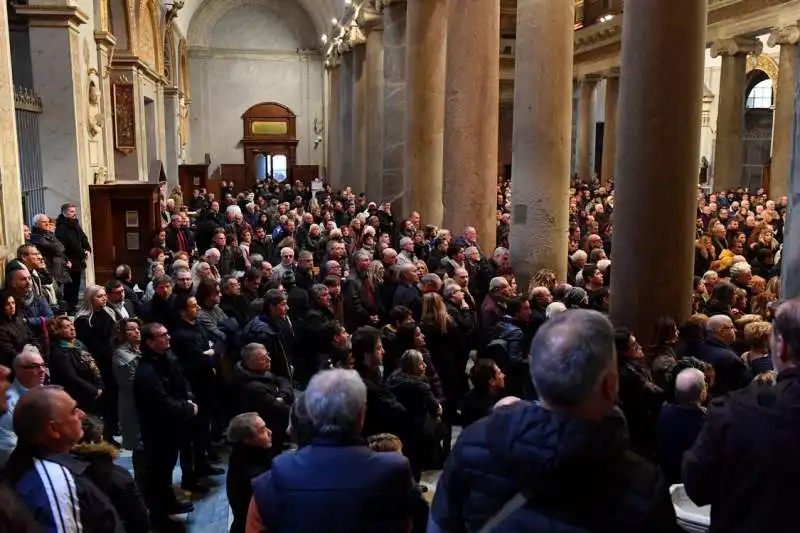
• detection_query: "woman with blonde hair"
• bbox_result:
[366,260,385,289]
[414,260,428,279]
[528,268,557,296]
[741,320,773,376]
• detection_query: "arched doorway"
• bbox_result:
[242,102,298,186]
[742,70,774,191]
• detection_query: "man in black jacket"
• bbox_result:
[54,203,91,313]
[684,298,800,533]
[231,343,293,449]
[29,213,71,292]
[430,310,676,533]
[343,251,380,332]
[241,290,295,383]
[134,322,197,527]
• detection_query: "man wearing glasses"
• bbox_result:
[697,314,751,397]
[0,346,47,466]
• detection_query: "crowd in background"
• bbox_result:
[0,175,795,533]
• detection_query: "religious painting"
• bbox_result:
[113,83,136,154]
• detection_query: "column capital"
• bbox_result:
[346,24,367,47]
[14,4,88,29]
[580,74,603,85]
[358,2,384,33]
[603,67,620,79]
[710,36,763,58]
[768,24,800,47]
[94,30,117,49]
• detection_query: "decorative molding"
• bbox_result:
[348,23,367,47]
[358,1,383,33]
[768,24,800,47]
[746,52,780,99]
[574,18,622,56]
[13,87,42,113]
[710,36,763,57]
[603,67,620,79]
[13,4,89,28]
[708,0,741,9]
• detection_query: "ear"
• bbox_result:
[602,368,620,404]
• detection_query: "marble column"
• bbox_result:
[327,62,342,188]
[405,0,447,226]
[768,25,800,199]
[352,40,368,194]
[94,31,116,182]
[339,49,355,186]
[782,60,800,298]
[363,17,385,203]
[382,0,407,214]
[711,36,762,192]
[0,0,25,259]
[601,69,620,184]
[163,87,180,184]
[508,0,574,288]
[576,75,599,181]
[443,0,500,252]
[610,0,706,345]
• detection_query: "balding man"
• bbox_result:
[684,298,800,532]
[478,276,512,344]
[697,315,751,396]
[0,346,46,466]
[655,368,707,485]
[430,310,675,532]
[4,386,124,532]
[456,226,482,258]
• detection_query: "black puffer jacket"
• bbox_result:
[429,402,676,533]
[54,214,91,269]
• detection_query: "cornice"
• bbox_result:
[710,36,763,58]
[14,4,89,29]
[574,17,622,56]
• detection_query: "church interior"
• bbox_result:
[1,0,800,530]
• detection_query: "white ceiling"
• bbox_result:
[174,0,343,42]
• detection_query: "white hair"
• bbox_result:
[32,214,49,228]
[597,259,611,273]
[730,257,749,269]
[226,205,242,217]
[545,302,567,319]
[702,270,718,282]
[489,276,509,293]
[706,314,733,333]
[571,250,588,263]
[674,368,706,405]
[303,369,367,437]
[12,345,43,369]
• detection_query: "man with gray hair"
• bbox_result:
[684,298,800,532]
[655,368,707,484]
[479,276,513,344]
[248,369,420,532]
[430,310,675,532]
[697,314,750,396]
[0,346,46,466]
[397,237,416,266]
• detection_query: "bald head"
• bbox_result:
[674,368,706,405]
[14,386,84,452]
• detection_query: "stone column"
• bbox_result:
[0,0,25,258]
[610,0,706,345]
[508,0,574,288]
[600,69,620,184]
[362,10,385,203]
[163,87,180,184]
[768,25,800,199]
[711,36,762,192]
[339,49,355,186]
[351,32,368,195]
[94,31,116,183]
[405,0,447,226]
[382,0,407,213]
[443,0,500,252]
[576,75,599,180]
[327,61,342,188]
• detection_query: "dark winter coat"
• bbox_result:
[429,402,676,533]
[343,273,379,332]
[241,316,294,382]
[231,362,293,443]
[656,404,706,485]
[70,442,149,533]
[54,214,91,270]
[49,340,103,411]
[683,366,800,533]
[694,337,752,397]
[170,319,217,404]
[226,443,274,533]
[618,358,665,459]
[358,367,408,438]
[0,313,32,369]
[29,226,70,284]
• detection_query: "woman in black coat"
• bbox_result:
[48,316,104,412]
[0,290,33,369]
[387,349,443,481]
[226,412,275,533]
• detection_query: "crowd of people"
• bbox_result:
[0,176,796,533]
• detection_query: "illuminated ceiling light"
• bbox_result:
[344,0,351,4]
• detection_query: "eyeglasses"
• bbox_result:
[19,363,46,370]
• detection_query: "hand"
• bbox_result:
[436,403,443,417]
[66,260,72,268]
[203,349,215,356]
[95,389,103,398]
[461,301,470,310]
[188,401,198,415]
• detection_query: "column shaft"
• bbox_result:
[405,0,447,226]
[0,0,24,256]
[610,0,706,344]
[95,33,117,182]
[711,37,761,191]
[576,77,598,180]
[352,45,368,194]
[443,0,500,252]
[328,64,342,188]
[365,28,384,203]
[601,73,619,183]
[769,26,800,198]
[508,0,574,288]
[339,51,355,186]
[382,0,407,214]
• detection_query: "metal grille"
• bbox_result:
[742,109,773,191]
[14,86,45,224]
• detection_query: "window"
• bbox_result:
[272,155,288,183]
[255,153,267,182]
[746,79,773,109]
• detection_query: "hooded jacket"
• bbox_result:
[429,402,675,533]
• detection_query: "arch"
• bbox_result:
[108,0,134,51]
[187,0,317,49]
[242,101,296,119]
[137,0,161,70]
[746,52,779,101]
[241,101,298,185]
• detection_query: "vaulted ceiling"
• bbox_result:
[175,0,341,42]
